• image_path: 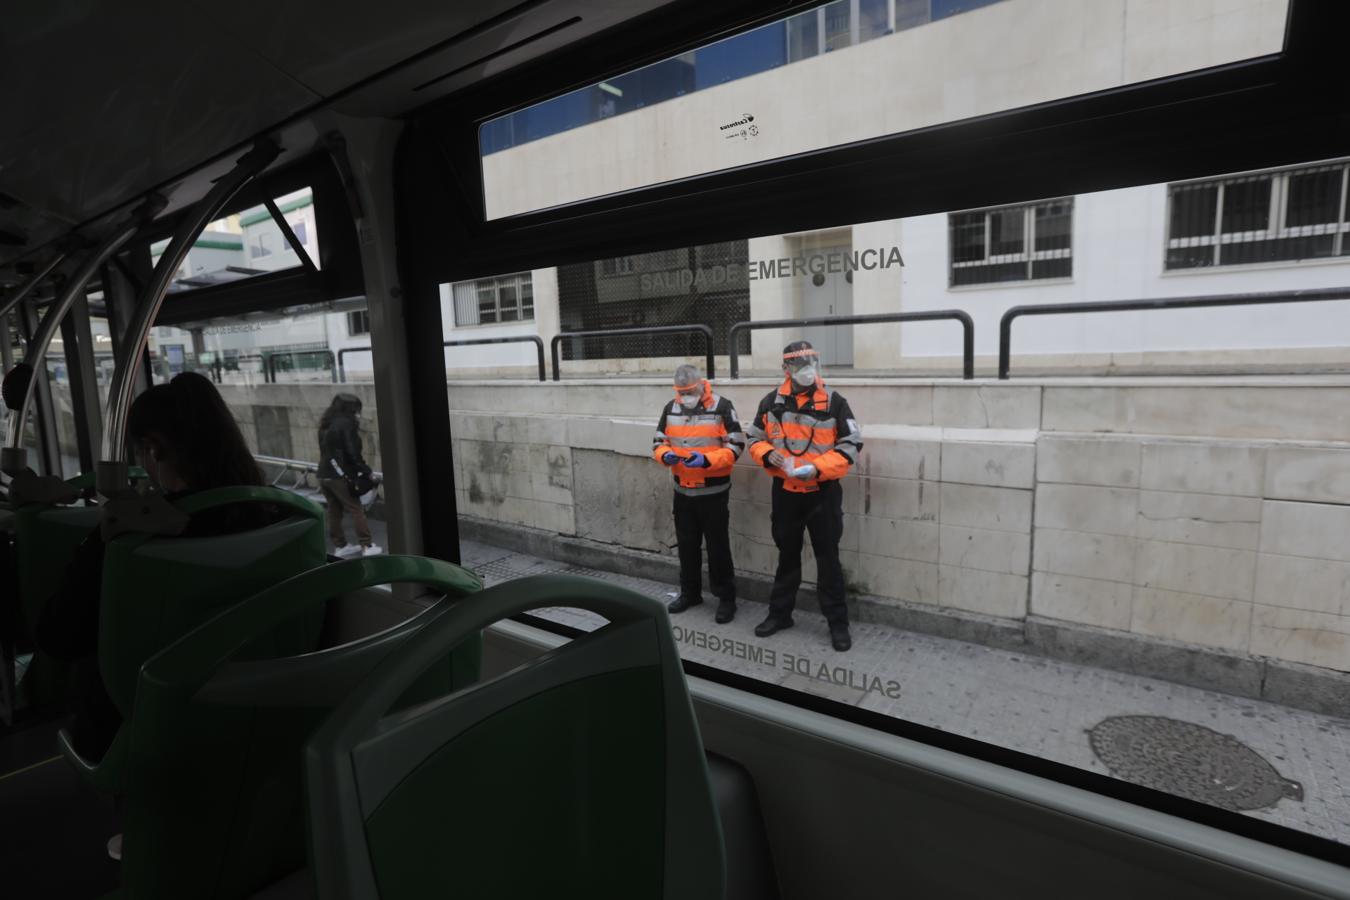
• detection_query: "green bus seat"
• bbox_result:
[12,504,104,706]
[4,467,148,709]
[304,573,726,900]
[115,556,482,900]
[59,486,327,794]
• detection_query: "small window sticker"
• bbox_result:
[719,113,759,142]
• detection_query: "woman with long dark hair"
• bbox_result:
[38,370,269,694]
[36,372,275,860]
[317,393,381,558]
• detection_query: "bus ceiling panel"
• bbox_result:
[330,0,677,119]
[0,1,320,263]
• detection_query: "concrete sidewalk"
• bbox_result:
[458,537,1350,847]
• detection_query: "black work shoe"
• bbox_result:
[667,595,703,614]
[754,615,794,638]
[830,624,852,652]
[714,600,737,624]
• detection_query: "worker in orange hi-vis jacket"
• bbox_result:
[746,341,863,652]
[651,364,746,624]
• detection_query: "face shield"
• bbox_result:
[674,379,705,410]
[783,348,821,388]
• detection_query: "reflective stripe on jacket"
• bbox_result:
[652,392,745,496]
[747,380,862,493]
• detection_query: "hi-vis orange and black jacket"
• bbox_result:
[747,380,863,493]
[651,386,745,496]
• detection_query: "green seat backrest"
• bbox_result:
[98,487,327,716]
[124,556,482,900]
[12,505,103,705]
[305,574,726,900]
[15,504,102,632]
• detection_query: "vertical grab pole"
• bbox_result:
[97,140,279,495]
[1,211,155,476]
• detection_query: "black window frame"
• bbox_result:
[393,0,1350,868]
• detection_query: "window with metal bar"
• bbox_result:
[1165,161,1350,270]
[451,273,535,326]
[948,198,1073,286]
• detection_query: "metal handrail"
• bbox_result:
[0,252,66,323]
[99,140,278,495]
[997,287,1350,379]
[266,349,337,384]
[551,324,714,381]
[727,311,975,379]
[254,453,383,487]
[3,205,159,475]
[337,335,547,382]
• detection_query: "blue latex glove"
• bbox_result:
[686,451,709,468]
[787,463,817,480]
[662,452,681,466]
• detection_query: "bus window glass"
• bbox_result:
[452,156,1350,848]
[151,187,321,294]
[480,0,1290,219]
[146,302,386,553]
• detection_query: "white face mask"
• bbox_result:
[679,393,701,410]
[791,365,817,387]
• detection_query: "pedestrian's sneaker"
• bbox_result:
[830,623,852,652]
[714,599,736,624]
[362,544,384,557]
[667,594,703,614]
[754,614,793,638]
[334,545,363,560]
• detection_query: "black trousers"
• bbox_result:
[768,480,848,626]
[673,490,736,604]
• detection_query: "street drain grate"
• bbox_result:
[1088,716,1303,811]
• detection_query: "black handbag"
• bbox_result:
[346,465,378,497]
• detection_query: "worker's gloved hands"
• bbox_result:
[661,452,681,466]
[765,450,788,469]
[686,451,709,468]
[788,463,817,481]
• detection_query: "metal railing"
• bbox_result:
[254,453,384,508]
[551,325,714,381]
[997,287,1350,379]
[337,335,548,382]
[727,311,975,379]
[265,349,337,384]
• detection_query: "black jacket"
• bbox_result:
[318,414,366,480]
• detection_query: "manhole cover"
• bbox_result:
[1088,716,1303,811]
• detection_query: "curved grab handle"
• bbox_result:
[56,722,129,794]
[139,555,482,701]
[172,484,325,521]
[326,574,662,735]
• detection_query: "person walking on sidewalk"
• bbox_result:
[652,364,745,623]
[747,341,863,651]
[318,393,382,558]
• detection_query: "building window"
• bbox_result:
[251,233,272,259]
[948,198,1073,286]
[288,219,308,247]
[1166,161,1350,270]
[451,273,535,326]
[347,310,371,336]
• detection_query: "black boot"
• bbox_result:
[830,623,852,652]
[754,614,793,638]
[715,599,736,624]
[668,595,702,614]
